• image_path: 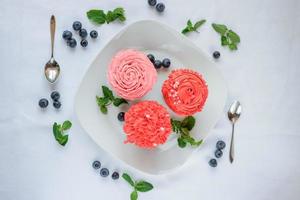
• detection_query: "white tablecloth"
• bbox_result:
[1,0,300,199]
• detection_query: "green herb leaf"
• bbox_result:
[182,19,206,35]
[57,135,68,146]
[113,98,128,107]
[105,11,115,23]
[87,10,106,24]
[181,127,190,136]
[102,86,114,101]
[177,137,187,148]
[52,121,72,146]
[100,105,108,114]
[171,119,182,134]
[62,120,72,131]
[194,19,206,30]
[130,190,138,200]
[187,20,193,28]
[122,173,135,187]
[229,43,237,50]
[96,96,110,106]
[113,7,126,21]
[135,181,154,192]
[181,27,190,34]
[181,116,195,131]
[227,30,240,43]
[212,23,228,35]
[53,122,61,138]
[221,36,229,46]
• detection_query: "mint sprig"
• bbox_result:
[171,116,203,148]
[96,85,128,114]
[122,173,153,200]
[212,23,240,50]
[87,7,126,25]
[52,120,72,146]
[182,19,206,34]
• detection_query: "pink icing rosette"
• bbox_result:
[123,101,172,148]
[107,49,157,100]
[162,69,208,116]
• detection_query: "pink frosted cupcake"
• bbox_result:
[162,69,208,116]
[123,101,172,149]
[107,49,157,100]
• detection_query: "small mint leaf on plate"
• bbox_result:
[100,105,108,114]
[212,23,228,35]
[181,116,195,131]
[102,85,114,100]
[113,98,128,107]
[177,137,187,148]
[135,181,154,192]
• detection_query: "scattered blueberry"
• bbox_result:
[112,171,120,180]
[209,158,217,167]
[90,30,98,39]
[216,140,226,150]
[79,28,88,38]
[92,161,101,169]
[162,58,171,68]
[72,21,82,31]
[80,39,88,47]
[148,0,157,6]
[213,51,221,59]
[156,3,165,12]
[215,149,223,158]
[118,112,125,122]
[147,54,155,63]
[100,168,109,177]
[67,38,77,48]
[39,98,49,108]
[62,30,72,40]
[154,60,162,69]
[53,101,61,109]
[50,91,60,101]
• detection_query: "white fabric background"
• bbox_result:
[1,0,300,199]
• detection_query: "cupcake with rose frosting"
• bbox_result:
[107,49,157,101]
[123,101,172,148]
[162,69,208,116]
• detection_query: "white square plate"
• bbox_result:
[75,20,227,175]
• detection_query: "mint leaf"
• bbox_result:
[187,20,193,29]
[113,7,126,21]
[135,181,154,192]
[194,19,206,30]
[229,43,237,50]
[171,119,181,134]
[58,135,68,146]
[181,116,195,131]
[52,121,72,146]
[178,137,187,148]
[106,11,115,23]
[182,19,206,35]
[87,10,106,24]
[212,23,228,35]
[102,86,114,100]
[100,105,108,114]
[53,122,61,138]
[96,96,110,106]
[122,173,135,187]
[62,120,72,131]
[181,27,190,34]
[113,98,128,107]
[130,190,138,200]
[227,30,240,43]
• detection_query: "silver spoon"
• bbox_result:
[228,101,242,163]
[44,15,60,83]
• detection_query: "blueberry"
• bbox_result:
[92,161,101,169]
[80,39,88,47]
[90,30,98,39]
[156,3,165,12]
[215,149,223,158]
[67,38,77,48]
[62,30,72,40]
[50,91,60,101]
[148,0,157,6]
[154,60,162,69]
[209,159,217,167]
[39,98,49,108]
[216,140,226,150]
[72,21,82,31]
[100,168,109,177]
[118,112,125,122]
[147,54,155,63]
[111,171,119,180]
[213,51,220,59]
[53,101,61,109]
[162,58,171,68]
[79,28,88,38]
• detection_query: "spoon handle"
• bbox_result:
[50,15,56,58]
[229,123,235,163]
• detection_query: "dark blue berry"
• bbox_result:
[147,54,155,63]
[209,159,217,167]
[39,98,49,108]
[162,58,171,68]
[72,21,82,31]
[92,161,101,169]
[215,149,223,158]
[216,140,226,150]
[90,30,98,39]
[156,3,165,12]
[80,39,88,47]
[111,171,119,180]
[213,51,220,59]
[50,91,60,101]
[100,168,109,177]
[118,112,125,122]
[79,28,88,38]
[67,38,77,48]
[53,101,61,109]
[148,0,157,6]
[154,60,162,69]
[62,30,72,40]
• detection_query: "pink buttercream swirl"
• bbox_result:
[162,69,208,116]
[107,49,157,100]
[123,101,172,149]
